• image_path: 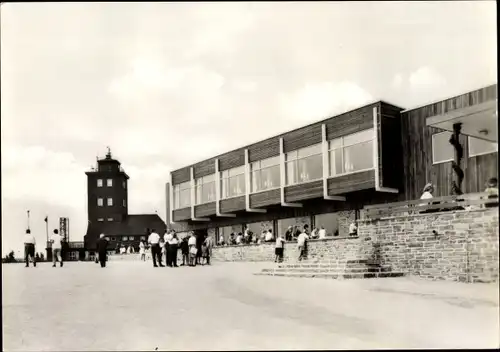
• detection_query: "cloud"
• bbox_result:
[409,66,447,89]
[392,74,404,89]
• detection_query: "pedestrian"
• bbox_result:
[349,222,358,237]
[168,232,179,267]
[297,227,309,261]
[160,239,166,265]
[285,226,293,241]
[204,234,214,265]
[188,233,197,266]
[50,229,63,268]
[180,236,189,266]
[164,230,173,266]
[265,229,273,242]
[275,233,286,263]
[318,225,327,239]
[23,229,36,268]
[139,241,146,261]
[148,229,163,267]
[97,234,109,268]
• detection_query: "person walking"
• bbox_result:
[168,232,179,267]
[297,227,309,261]
[275,233,286,263]
[24,229,36,268]
[50,229,63,268]
[97,234,109,268]
[204,234,214,265]
[139,241,146,261]
[148,229,163,267]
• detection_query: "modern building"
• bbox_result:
[84,149,166,254]
[166,84,498,243]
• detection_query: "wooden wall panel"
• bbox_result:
[248,138,280,162]
[195,202,216,217]
[249,189,281,208]
[193,159,215,178]
[465,152,498,194]
[401,84,497,200]
[220,196,245,213]
[173,207,191,222]
[325,104,375,140]
[219,150,245,171]
[283,124,322,153]
[284,181,323,202]
[327,170,375,195]
[171,168,190,185]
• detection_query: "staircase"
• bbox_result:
[254,259,405,280]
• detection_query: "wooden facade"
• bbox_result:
[401,84,497,200]
[169,85,497,231]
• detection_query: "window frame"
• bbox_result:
[250,156,281,193]
[468,136,498,158]
[285,143,323,186]
[221,166,246,199]
[327,128,375,178]
[107,197,113,206]
[107,179,113,187]
[194,174,216,205]
[432,131,455,165]
[97,198,103,207]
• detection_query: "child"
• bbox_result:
[201,242,208,265]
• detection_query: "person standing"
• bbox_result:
[164,230,173,266]
[139,241,146,261]
[204,234,214,265]
[297,227,309,261]
[318,226,327,240]
[168,232,179,267]
[188,233,197,266]
[180,236,189,266]
[275,233,286,263]
[24,229,36,268]
[97,234,109,268]
[148,229,163,267]
[50,229,63,268]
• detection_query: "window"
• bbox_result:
[105,237,110,241]
[173,181,191,209]
[97,179,103,187]
[111,237,116,241]
[107,218,114,222]
[123,236,128,241]
[129,236,134,241]
[123,199,126,207]
[123,181,126,189]
[285,144,322,186]
[97,218,104,222]
[107,179,113,187]
[251,156,280,193]
[328,129,375,176]
[140,236,146,241]
[221,166,245,199]
[107,198,113,206]
[97,198,103,207]
[432,131,454,164]
[468,137,497,157]
[195,174,216,204]
[69,251,77,260]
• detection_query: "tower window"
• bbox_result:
[123,199,126,207]
[97,218,104,222]
[107,218,114,222]
[107,198,113,206]
[97,198,103,206]
[107,179,113,187]
[123,181,126,189]
[97,179,103,187]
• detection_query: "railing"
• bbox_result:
[363,192,498,220]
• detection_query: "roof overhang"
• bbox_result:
[426,100,498,142]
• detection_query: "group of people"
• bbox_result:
[23,228,64,268]
[273,224,313,263]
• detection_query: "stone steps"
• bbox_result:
[254,271,405,279]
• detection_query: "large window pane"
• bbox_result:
[180,189,190,208]
[469,137,498,157]
[329,148,343,176]
[286,160,297,185]
[229,166,245,177]
[298,154,322,182]
[260,156,280,168]
[297,144,322,158]
[261,165,280,190]
[251,170,259,192]
[343,140,373,173]
[343,129,373,146]
[329,138,342,149]
[432,132,454,164]
[202,182,215,203]
[227,174,245,197]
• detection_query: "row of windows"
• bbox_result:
[432,132,498,164]
[97,179,127,188]
[97,198,127,207]
[173,128,376,209]
[102,235,147,241]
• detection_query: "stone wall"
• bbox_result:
[357,208,499,283]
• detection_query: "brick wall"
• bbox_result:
[357,208,499,283]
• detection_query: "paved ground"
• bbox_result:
[2,261,499,351]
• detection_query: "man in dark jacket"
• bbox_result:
[97,234,109,268]
[180,236,189,266]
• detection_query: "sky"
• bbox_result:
[1,2,497,256]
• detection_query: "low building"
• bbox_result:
[166,84,498,243]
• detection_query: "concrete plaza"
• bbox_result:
[2,260,499,351]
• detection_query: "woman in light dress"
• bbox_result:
[139,241,146,261]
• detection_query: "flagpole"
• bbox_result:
[45,216,49,244]
[27,210,30,230]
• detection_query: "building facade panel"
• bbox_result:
[172,168,190,185]
[283,124,322,153]
[325,104,375,140]
[195,202,216,218]
[248,138,280,163]
[249,189,281,208]
[193,159,215,179]
[219,149,245,171]
[327,170,375,195]
[284,180,323,202]
[220,196,246,213]
[401,84,497,200]
[173,207,191,222]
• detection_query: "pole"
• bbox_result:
[27,210,30,230]
[45,219,49,244]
